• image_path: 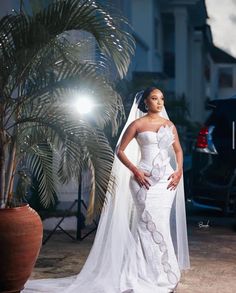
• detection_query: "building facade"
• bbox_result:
[108,0,236,122]
[1,0,235,123]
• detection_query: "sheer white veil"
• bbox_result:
[65,90,190,292]
[24,90,190,293]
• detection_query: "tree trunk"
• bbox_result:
[0,131,6,207]
[5,140,17,205]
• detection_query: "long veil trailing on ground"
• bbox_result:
[24,91,190,293]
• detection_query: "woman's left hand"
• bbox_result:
[167,169,182,190]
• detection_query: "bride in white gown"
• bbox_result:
[24,87,190,293]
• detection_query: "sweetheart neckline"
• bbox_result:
[136,124,172,137]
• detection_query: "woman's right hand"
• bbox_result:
[133,168,151,189]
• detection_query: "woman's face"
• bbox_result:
[145,89,164,113]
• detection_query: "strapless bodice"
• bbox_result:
[136,125,175,168]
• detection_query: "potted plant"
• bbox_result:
[0,0,134,292]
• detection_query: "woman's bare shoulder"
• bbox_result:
[164,118,175,127]
[126,118,143,132]
[130,117,145,127]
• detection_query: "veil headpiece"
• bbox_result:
[25,91,190,293]
[64,90,190,292]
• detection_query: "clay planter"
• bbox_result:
[0,204,43,293]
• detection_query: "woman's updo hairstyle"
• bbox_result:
[136,86,157,113]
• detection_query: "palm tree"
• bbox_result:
[0,0,135,220]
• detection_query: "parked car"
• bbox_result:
[190,97,236,215]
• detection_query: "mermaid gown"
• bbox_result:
[23,125,181,293]
[120,125,181,292]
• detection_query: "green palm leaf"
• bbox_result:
[0,0,135,92]
[0,0,135,217]
[15,118,115,214]
[26,143,56,207]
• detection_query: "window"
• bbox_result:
[163,51,175,78]
[218,67,233,88]
[162,13,175,77]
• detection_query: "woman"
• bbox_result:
[116,87,187,292]
[24,87,190,293]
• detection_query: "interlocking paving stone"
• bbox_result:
[30,202,236,292]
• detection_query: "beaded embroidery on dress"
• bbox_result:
[120,125,181,293]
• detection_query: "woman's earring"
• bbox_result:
[145,104,148,111]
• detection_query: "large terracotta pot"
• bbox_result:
[0,204,43,293]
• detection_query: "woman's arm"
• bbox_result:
[116,121,151,189]
[172,125,183,172]
[167,124,183,190]
[116,121,138,173]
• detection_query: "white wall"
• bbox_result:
[131,0,162,72]
[174,6,189,99]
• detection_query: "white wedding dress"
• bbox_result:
[119,125,181,293]
[23,124,183,293]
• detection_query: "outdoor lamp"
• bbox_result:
[74,94,95,114]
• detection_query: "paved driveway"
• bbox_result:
[30,201,236,293]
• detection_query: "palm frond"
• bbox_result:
[9,59,125,135]
[0,0,134,210]
[0,0,135,93]
[75,127,115,219]
[15,117,115,210]
[26,143,56,207]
